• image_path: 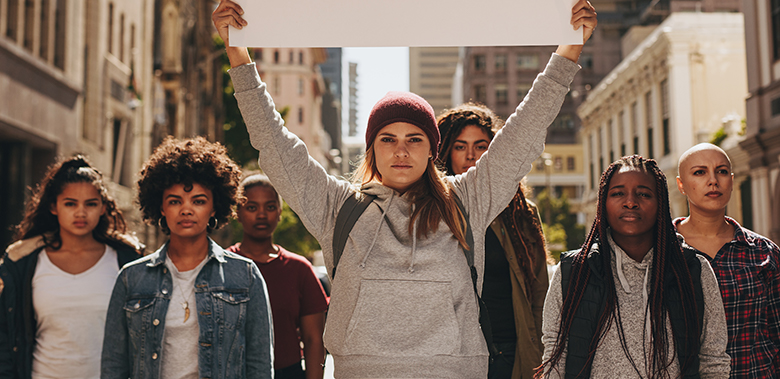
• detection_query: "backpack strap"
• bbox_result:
[331,191,498,358]
[332,192,376,278]
[452,195,499,360]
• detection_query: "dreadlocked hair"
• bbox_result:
[536,155,700,379]
[14,154,134,252]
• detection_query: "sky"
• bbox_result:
[341,47,409,139]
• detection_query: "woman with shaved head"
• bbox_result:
[675,143,780,378]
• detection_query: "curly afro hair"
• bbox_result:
[137,136,241,234]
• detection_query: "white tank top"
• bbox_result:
[31,245,119,379]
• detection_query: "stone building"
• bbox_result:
[738,0,780,241]
[577,12,748,227]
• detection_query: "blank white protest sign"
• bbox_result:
[229,0,583,47]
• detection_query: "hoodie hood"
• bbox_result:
[358,182,422,273]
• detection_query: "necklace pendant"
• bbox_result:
[182,301,190,323]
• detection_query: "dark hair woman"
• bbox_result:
[0,155,141,379]
[538,155,730,378]
[100,137,273,378]
[437,103,550,379]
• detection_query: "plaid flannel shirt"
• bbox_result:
[675,217,780,378]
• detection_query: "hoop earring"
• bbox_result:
[208,217,218,229]
[158,216,167,229]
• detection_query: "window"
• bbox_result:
[631,101,639,154]
[299,51,303,64]
[53,0,65,69]
[40,0,51,60]
[119,13,125,62]
[130,23,135,62]
[580,53,594,69]
[567,156,575,171]
[298,107,304,124]
[298,78,304,96]
[618,111,625,158]
[108,3,113,54]
[272,76,280,95]
[256,48,263,62]
[645,91,654,159]
[7,0,19,41]
[495,84,508,105]
[554,156,563,171]
[473,84,486,103]
[516,54,538,69]
[274,50,279,63]
[773,0,780,59]
[495,54,507,71]
[24,0,34,50]
[517,84,531,101]
[289,51,294,63]
[473,54,486,71]
[661,79,671,155]
[608,119,614,164]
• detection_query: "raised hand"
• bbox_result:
[211,0,252,67]
[556,0,598,63]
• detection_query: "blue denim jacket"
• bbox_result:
[100,239,274,379]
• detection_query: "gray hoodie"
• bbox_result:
[541,232,731,378]
[230,53,579,378]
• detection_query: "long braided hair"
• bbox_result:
[537,155,700,378]
[436,102,548,295]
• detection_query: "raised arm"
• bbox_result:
[212,0,351,242]
[452,0,596,231]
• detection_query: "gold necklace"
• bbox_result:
[171,271,195,323]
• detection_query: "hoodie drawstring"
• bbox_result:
[360,192,395,269]
[409,203,418,274]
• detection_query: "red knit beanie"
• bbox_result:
[365,91,440,160]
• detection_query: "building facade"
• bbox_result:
[409,47,459,115]
[252,47,331,169]
[0,0,228,249]
[578,12,748,228]
[739,0,780,241]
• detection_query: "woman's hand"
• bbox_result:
[556,0,598,63]
[212,0,252,67]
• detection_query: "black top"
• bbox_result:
[482,227,516,344]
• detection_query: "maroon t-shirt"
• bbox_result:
[227,243,329,369]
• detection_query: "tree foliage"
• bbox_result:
[535,189,587,262]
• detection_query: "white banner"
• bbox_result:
[229,0,582,47]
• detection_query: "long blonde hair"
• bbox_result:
[351,146,468,249]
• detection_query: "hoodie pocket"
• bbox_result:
[344,279,460,356]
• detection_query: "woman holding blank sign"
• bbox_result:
[213,0,596,377]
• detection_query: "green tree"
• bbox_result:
[215,36,319,258]
[535,189,587,262]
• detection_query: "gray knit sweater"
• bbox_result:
[230,53,579,378]
[541,232,731,378]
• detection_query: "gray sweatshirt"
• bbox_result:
[230,53,579,378]
[541,232,731,378]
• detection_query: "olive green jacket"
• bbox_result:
[488,201,548,379]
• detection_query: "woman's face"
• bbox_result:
[161,183,216,239]
[236,186,281,241]
[50,182,105,239]
[676,148,733,214]
[372,122,431,193]
[605,167,658,246]
[449,125,491,175]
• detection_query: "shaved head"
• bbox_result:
[677,143,731,175]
